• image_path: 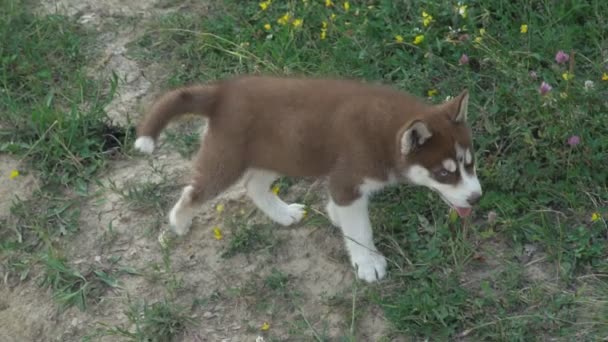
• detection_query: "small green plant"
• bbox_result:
[223,214,278,258]
[40,254,120,311]
[86,298,194,341]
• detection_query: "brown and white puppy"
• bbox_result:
[134,76,482,282]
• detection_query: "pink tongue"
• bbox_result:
[455,207,472,218]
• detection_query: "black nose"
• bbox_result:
[467,192,482,206]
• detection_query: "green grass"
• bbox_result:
[40,253,121,311]
[0,0,132,188]
[87,298,194,341]
[130,0,607,339]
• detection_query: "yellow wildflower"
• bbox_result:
[474,36,482,43]
[343,2,350,11]
[325,0,333,7]
[320,21,328,40]
[9,169,19,180]
[213,227,223,240]
[272,185,280,195]
[422,11,433,27]
[591,212,601,222]
[261,322,270,331]
[413,34,425,45]
[602,73,608,81]
[479,28,486,36]
[277,13,291,25]
[292,18,303,28]
[394,34,404,43]
[427,89,438,97]
[458,4,467,18]
[216,203,225,214]
[330,13,337,21]
[520,24,528,33]
[259,1,271,11]
[562,72,574,81]
[264,23,271,31]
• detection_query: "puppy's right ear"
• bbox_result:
[400,121,432,155]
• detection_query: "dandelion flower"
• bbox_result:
[562,72,574,81]
[320,21,328,40]
[264,23,271,31]
[539,81,552,95]
[459,53,469,65]
[343,2,349,11]
[602,73,608,81]
[330,13,337,21]
[213,227,223,240]
[567,135,580,146]
[261,322,270,331]
[520,24,528,33]
[422,11,434,27]
[259,1,271,11]
[216,203,225,214]
[413,34,424,45]
[427,89,438,97]
[272,185,280,195]
[555,50,569,64]
[292,18,303,28]
[325,0,333,7]
[394,34,404,43]
[591,212,601,222]
[9,169,19,180]
[584,80,594,91]
[277,13,291,25]
[474,36,482,44]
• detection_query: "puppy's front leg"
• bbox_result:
[334,196,387,282]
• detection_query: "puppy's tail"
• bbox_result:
[134,85,218,154]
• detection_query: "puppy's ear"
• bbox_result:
[449,89,469,123]
[400,120,432,155]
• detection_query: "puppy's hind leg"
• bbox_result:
[245,169,306,226]
[169,140,245,235]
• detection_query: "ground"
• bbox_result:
[1,0,607,341]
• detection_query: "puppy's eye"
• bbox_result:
[438,169,449,177]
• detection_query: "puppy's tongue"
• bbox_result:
[455,207,472,218]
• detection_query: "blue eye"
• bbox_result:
[439,170,449,177]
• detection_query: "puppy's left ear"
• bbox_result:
[449,89,469,123]
[400,120,432,155]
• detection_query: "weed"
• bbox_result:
[222,214,278,258]
[87,297,194,341]
[40,254,120,311]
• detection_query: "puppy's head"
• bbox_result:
[397,90,482,217]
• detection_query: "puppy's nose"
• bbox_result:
[467,192,482,206]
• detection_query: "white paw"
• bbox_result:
[134,136,155,154]
[351,250,387,283]
[325,201,340,227]
[275,203,307,226]
[169,205,192,236]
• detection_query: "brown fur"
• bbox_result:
[136,76,473,206]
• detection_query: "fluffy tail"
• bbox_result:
[134,85,218,154]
